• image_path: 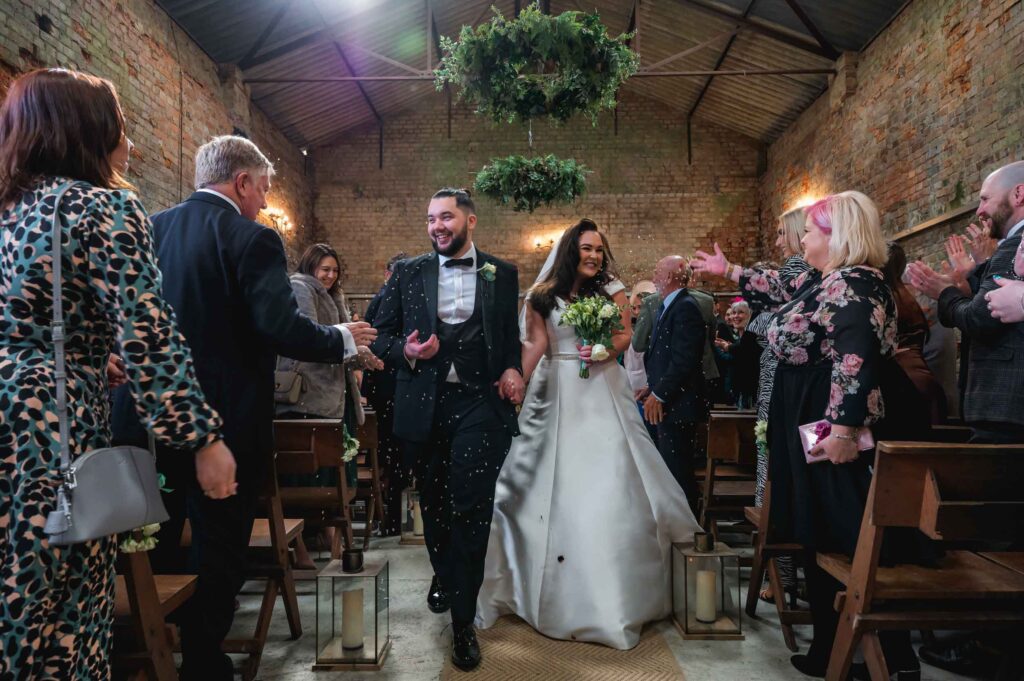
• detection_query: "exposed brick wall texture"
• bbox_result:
[760,0,1024,268]
[313,92,763,296]
[0,0,312,254]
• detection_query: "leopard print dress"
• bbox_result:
[0,178,223,679]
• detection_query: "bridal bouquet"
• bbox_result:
[559,296,623,378]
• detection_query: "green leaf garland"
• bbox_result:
[435,4,639,124]
[474,154,589,212]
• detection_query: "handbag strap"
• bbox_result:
[50,182,77,477]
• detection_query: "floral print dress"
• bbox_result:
[0,178,223,679]
[739,264,901,554]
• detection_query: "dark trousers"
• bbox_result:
[804,553,918,672]
[152,445,260,680]
[655,419,700,514]
[376,404,409,535]
[416,384,511,625]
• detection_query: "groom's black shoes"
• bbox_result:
[451,623,481,671]
[427,576,450,614]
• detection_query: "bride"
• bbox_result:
[475,219,702,650]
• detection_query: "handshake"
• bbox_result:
[337,321,378,348]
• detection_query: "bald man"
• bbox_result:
[910,160,1024,443]
[642,256,707,508]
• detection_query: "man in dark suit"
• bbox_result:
[370,188,523,671]
[112,135,376,679]
[642,255,707,512]
[910,161,1024,444]
[363,252,407,536]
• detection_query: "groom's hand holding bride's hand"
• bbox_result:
[642,393,664,425]
[404,330,440,361]
[496,368,525,405]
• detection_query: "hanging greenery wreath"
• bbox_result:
[435,4,639,124]
[474,154,589,213]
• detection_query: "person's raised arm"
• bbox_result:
[521,299,549,384]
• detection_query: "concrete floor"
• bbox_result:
[229,537,969,681]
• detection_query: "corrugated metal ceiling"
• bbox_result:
[156,0,908,147]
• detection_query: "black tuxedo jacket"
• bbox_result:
[369,250,522,442]
[644,289,707,424]
[112,192,348,475]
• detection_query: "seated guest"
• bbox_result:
[112,135,376,679]
[908,160,1024,444]
[712,303,738,404]
[275,242,382,559]
[0,67,237,681]
[883,242,948,423]
[692,191,929,679]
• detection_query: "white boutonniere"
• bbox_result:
[478,262,497,281]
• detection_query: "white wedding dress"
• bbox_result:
[475,281,702,650]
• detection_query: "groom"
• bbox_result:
[370,188,524,671]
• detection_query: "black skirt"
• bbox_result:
[767,359,932,561]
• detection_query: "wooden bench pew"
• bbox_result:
[818,441,1024,681]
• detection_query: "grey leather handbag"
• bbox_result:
[43,182,169,546]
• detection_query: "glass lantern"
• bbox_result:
[671,540,744,640]
[399,486,426,545]
[314,559,390,670]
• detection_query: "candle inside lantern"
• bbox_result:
[412,500,424,536]
[695,569,718,624]
[341,588,364,649]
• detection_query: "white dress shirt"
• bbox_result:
[197,187,241,214]
[435,244,478,382]
[437,244,478,324]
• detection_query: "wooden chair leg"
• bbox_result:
[330,523,344,559]
[861,632,890,681]
[767,558,799,653]
[267,490,302,640]
[745,529,765,617]
[361,494,376,550]
[825,609,860,681]
[123,552,179,681]
[242,579,278,681]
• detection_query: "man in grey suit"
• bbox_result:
[909,160,1024,443]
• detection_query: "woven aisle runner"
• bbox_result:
[440,616,685,680]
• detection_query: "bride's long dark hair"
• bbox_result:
[530,218,619,318]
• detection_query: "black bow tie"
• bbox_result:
[443,257,474,268]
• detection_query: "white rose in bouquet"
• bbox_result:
[599,303,617,319]
[590,343,610,361]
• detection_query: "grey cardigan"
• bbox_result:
[276,273,365,423]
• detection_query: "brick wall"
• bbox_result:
[313,91,763,296]
[760,0,1024,267]
[0,0,312,253]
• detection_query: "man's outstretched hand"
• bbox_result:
[404,330,440,362]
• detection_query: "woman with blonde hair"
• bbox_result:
[692,191,928,680]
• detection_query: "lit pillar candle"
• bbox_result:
[341,588,364,650]
[412,500,424,536]
[695,569,718,624]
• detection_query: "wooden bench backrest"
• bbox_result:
[871,441,1024,542]
[273,419,346,475]
[707,411,758,465]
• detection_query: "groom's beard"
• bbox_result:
[431,231,468,257]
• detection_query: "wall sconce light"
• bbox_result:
[793,194,820,209]
[263,207,293,235]
[534,237,555,251]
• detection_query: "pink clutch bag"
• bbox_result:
[798,420,874,464]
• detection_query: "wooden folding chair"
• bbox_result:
[700,410,758,536]
[818,441,1024,681]
[112,551,196,681]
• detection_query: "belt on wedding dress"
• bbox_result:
[549,353,580,361]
